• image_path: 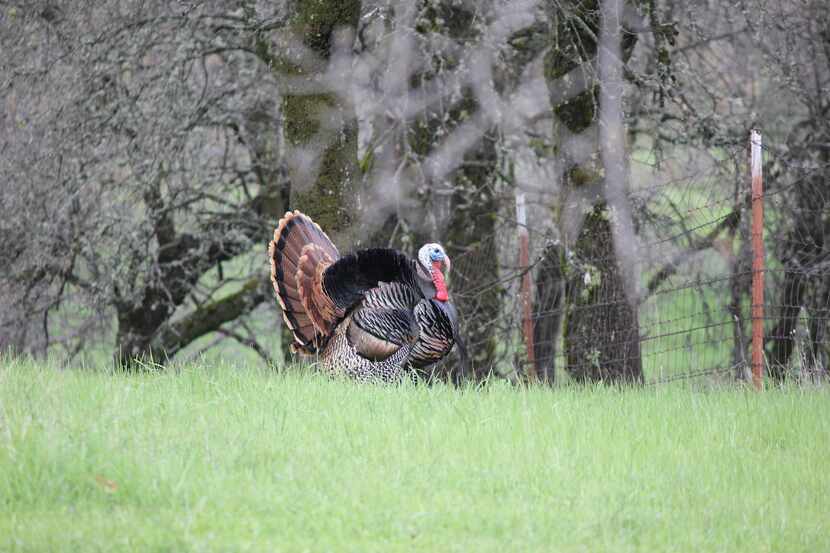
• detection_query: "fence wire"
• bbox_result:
[443,137,830,385]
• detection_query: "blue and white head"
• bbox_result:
[417,243,451,301]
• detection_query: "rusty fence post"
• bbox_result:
[750,129,765,390]
[516,191,537,381]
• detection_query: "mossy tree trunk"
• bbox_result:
[407,3,500,380]
[250,0,362,360]
[563,204,642,382]
[543,0,643,383]
[264,0,362,241]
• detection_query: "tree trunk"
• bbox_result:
[407,2,501,380]
[767,177,827,379]
[251,0,362,362]
[532,242,566,383]
[806,284,829,377]
[563,204,643,382]
[444,131,500,378]
[728,216,751,379]
[543,0,643,383]
[114,290,174,366]
[269,0,362,241]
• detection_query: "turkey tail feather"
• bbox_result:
[269,210,341,354]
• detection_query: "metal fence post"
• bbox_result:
[516,191,537,381]
[750,129,765,390]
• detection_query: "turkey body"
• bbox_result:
[269,211,460,382]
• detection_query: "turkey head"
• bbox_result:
[416,243,451,302]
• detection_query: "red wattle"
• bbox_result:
[431,260,449,302]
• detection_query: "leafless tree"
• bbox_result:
[1,1,289,364]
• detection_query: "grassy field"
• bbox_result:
[1,358,828,552]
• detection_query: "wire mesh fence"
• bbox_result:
[443,132,830,386]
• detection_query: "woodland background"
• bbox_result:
[1,0,828,384]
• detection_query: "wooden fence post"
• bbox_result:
[750,129,765,390]
[516,191,537,381]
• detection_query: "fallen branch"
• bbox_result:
[151,276,270,357]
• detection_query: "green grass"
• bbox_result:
[1,359,828,552]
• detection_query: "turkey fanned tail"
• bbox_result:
[269,210,341,354]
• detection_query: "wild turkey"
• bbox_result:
[269,210,466,382]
